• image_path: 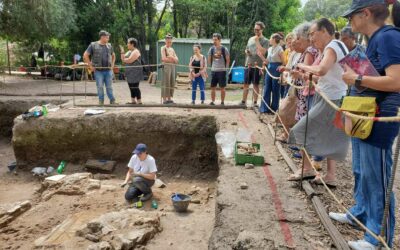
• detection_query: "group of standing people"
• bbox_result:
[161,33,230,105]
[270,0,400,249]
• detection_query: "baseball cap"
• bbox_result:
[133,143,147,154]
[99,30,111,37]
[342,0,386,18]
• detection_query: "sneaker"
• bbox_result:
[253,102,258,108]
[191,101,195,105]
[209,102,215,106]
[348,240,378,250]
[99,100,104,106]
[163,101,169,105]
[141,192,153,201]
[201,101,204,104]
[293,152,302,159]
[329,212,356,226]
[110,99,117,105]
[313,156,324,161]
[239,101,246,106]
[288,146,300,151]
[221,102,224,106]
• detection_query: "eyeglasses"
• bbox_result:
[308,30,318,38]
[347,9,364,21]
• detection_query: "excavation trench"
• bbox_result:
[2,108,221,249]
[12,110,219,179]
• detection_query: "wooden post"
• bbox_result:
[6,40,11,75]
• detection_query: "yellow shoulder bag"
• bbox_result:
[340,96,376,139]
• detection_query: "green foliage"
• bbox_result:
[49,39,70,61]
[0,0,77,42]
[1,0,305,66]
[303,0,352,21]
[0,40,6,68]
[231,0,302,63]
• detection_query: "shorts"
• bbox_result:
[244,67,261,85]
[211,71,227,88]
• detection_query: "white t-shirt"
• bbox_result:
[318,40,349,100]
[267,45,283,63]
[127,154,157,174]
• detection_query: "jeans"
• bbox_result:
[192,77,205,101]
[94,70,115,102]
[125,176,155,202]
[306,95,314,110]
[281,85,289,99]
[347,138,395,247]
[260,62,281,113]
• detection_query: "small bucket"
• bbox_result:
[171,193,191,212]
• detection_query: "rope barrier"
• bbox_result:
[2,63,400,122]
[379,110,400,245]
[302,149,391,249]
[313,85,400,122]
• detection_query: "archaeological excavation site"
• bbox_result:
[0,76,399,250]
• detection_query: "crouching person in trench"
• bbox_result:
[121,143,157,204]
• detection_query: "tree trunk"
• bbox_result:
[154,0,169,37]
[146,0,154,64]
[172,2,178,38]
[6,40,11,75]
[135,0,146,49]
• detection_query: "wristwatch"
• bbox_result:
[355,74,363,89]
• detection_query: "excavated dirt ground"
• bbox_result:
[0,75,399,249]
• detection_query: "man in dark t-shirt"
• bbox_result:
[83,30,116,105]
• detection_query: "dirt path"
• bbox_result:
[209,110,332,249]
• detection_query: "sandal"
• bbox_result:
[288,169,316,181]
[311,175,337,188]
[311,160,322,171]
[276,135,288,143]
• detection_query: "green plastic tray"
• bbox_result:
[234,141,265,166]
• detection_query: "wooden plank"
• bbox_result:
[264,118,350,250]
[266,123,316,198]
[312,197,350,250]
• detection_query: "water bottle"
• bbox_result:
[151,200,158,209]
[57,161,66,174]
[42,105,48,116]
[33,109,42,117]
[135,199,143,208]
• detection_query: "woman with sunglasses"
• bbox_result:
[329,1,400,249]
